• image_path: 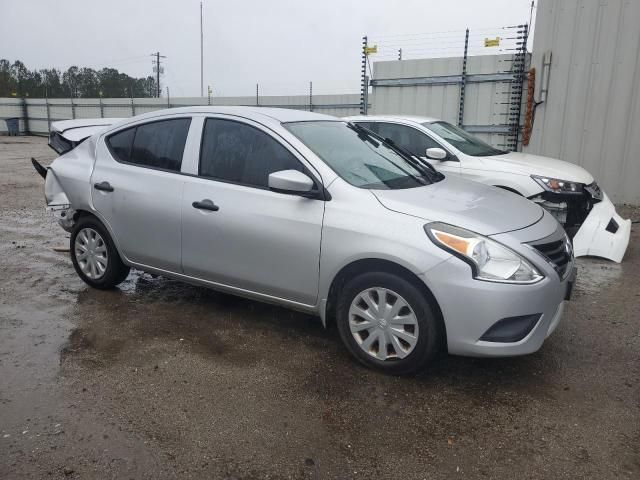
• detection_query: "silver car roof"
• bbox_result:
[125,106,339,124]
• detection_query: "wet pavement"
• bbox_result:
[1,136,639,479]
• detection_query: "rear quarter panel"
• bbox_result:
[47,136,97,213]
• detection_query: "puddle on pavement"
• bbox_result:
[60,269,329,370]
[64,269,554,389]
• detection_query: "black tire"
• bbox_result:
[336,271,442,375]
[70,215,130,289]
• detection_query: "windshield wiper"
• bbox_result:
[381,137,445,183]
[347,122,443,182]
[347,122,380,147]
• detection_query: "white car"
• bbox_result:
[345,115,631,262]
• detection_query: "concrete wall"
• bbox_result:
[0,93,362,135]
[525,0,640,204]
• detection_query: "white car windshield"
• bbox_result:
[423,121,507,157]
[285,121,442,190]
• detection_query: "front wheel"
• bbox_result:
[70,216,130,289]
[336,272,442,375]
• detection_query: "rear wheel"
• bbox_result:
[70,216,130,289]
[336,272,441,375]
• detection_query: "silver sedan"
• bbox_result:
[36,107,575,374]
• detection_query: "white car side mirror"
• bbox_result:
[426,147,447,160]
[268,169,314,193]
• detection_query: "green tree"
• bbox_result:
[0,59,158,98]
[76,68,100,97]
[0,59,16,96]
[39,68,64,97]
[11,60,29,96]
[62,66,79,97]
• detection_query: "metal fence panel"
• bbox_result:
[0,94,362,135]
[525,0,640,204]
[370,54,523,146]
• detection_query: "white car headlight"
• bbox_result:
[425,223,544,284]
[531,175,583,194]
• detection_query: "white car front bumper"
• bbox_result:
[572,193,631,263]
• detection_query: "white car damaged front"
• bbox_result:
[345,115,632,263]
[474,151,631,262]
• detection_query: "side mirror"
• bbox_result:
[426,147,447,160]
[268,169,314,194]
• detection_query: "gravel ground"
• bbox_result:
[1,136,639,479]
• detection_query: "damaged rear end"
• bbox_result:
[32,118,121,232]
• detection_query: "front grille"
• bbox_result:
[528,229,573,278]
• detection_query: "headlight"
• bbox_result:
[531,175,583,194]
[425,223,543,284]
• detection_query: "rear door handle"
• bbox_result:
[94,181,114,192]
[192,199,219,211]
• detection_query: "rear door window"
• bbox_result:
[106,127,135,162]
[199,118,306,188]
[130,119,191,171]
[107,118,191,171]
[377,122,444,158]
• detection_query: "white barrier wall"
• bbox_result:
[0,94,362,135]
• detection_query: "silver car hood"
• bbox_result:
[371,176,544,236]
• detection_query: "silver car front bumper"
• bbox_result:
[420,234,575,358]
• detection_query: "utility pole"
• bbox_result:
[151,52,166,97]
[200,2,204,97]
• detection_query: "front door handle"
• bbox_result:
[192,199,219,211]
[94,181,114,192]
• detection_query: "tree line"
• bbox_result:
[0,59,158,98]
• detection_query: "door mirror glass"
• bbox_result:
[426,147,447,160]
[268,169,314,193]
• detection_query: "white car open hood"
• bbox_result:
[483,152,594,185]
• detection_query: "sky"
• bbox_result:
[1,0,536,98]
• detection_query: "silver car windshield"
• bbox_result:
[284,121,437,190]
[423,121,507,157]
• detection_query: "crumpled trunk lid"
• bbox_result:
[49,118,123,154]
